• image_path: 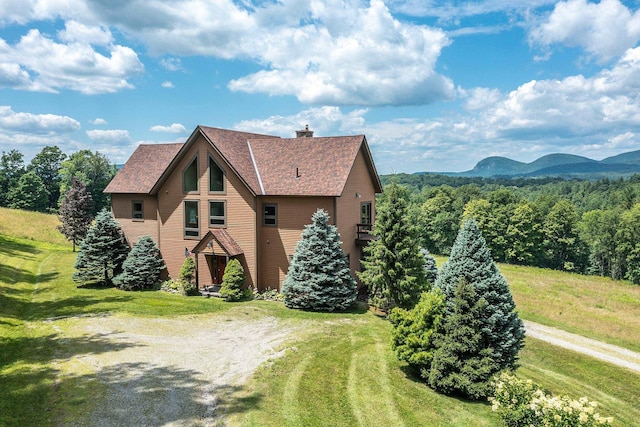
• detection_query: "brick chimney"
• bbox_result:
[296,124,314,138]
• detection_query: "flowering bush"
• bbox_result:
[489,372,614,426]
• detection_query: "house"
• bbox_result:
[104,125,382,291]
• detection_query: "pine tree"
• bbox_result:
[219,258,245,301]
[57,178,94,251]
[282,209,357,311]
[358,180,427,310]
[428,280,499,399]
[435,218,525,373]
[113,236,165,291]
[73,209,129,287]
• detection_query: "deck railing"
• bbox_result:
[356,223,375,245]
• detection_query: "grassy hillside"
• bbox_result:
[1,210,639,426]
[0,207,70,248]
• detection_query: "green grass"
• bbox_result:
[1,208,639,426]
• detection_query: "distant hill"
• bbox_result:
[448,149,640,178]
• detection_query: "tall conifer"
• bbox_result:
[282,209,357,311]
[113,236,165,290]
[435,218,525,373]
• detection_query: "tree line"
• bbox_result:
[0,146,115,215]
[385,174,640,284]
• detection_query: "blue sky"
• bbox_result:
[2,0,640,174]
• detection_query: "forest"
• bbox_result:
[381,172,640,284]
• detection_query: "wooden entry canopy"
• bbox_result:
[191,229,244,288]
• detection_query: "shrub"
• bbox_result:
[389,289,445,376]
[179,256,196,284]
[254,287,284,302]
[490,372,614,427]
[160,279,199,296]
[219,258,245,301]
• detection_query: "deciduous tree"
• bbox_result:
[7,170,49,212]
[59,150,115,214]
[28,146,66,211]
[57,178,94,251]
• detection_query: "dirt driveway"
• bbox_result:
[56,308,299,426]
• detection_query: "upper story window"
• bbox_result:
[209,155,225,193]
[183,156,198,193]
[184,200,199,238]
[209,200,226,227]
[361,201,372,224]
[132,200,143,221]
[263,203,277,226]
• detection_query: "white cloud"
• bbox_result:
[27,0,453,106]
[235,106,368,138]
[0,105,80,134]
[86,129,132,144]
[0,24,143,94]
[529,0,640,63]
[90,118,107,125]
[161,81,174,88]
[229,0,454,106]
[149,123,187,133]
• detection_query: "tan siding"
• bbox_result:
[156,135,257,288]
[257,197,335,291]
[111,194,159,246]
[336,148,377,283]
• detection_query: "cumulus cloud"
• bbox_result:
[0,22,143,94]
[529,0,640,62]
[90,118,107,125]
[149,123,187,133]
[86,129,132,144]
[0,105,80,134]
[235,106,368,138]
[161,81,174,88]
[22,0,453,106]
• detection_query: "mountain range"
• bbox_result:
[446,149,640,178]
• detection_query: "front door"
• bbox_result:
[211,255,227,284]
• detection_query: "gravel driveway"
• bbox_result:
[58,310,298,426]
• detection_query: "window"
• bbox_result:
[360,202,372,224]
[183,156,198,193]
[209,155,224,193]
[209,201,226,227]
[132,200,143,220]
[263,203,277,226]
[184,200,199,238]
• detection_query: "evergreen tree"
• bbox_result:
[358,180,427,310]
[57,178,94,251]
[73,209,129,287]
[428,280,499,399]
[435,218,525,373]
[219,258,246,301]
[282,209,357,311]
[113,236,165,291]
[421,248,438,285]
[389,289,445,377]
[7,170,49,212]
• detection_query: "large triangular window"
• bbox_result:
[209,155,224,193]
[183,156,198,193]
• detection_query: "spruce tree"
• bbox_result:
[219,258,246,301]
[282,209,357,311]
[73,209,129,287]
[358,180,427,310]
[435,218,525,373]
[57,178,94,251]
[428,280,499,399]
[113,236,165,291]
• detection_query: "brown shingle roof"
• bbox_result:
[192,229,244,256]
[104,143,183,194]
[249,136,366,196]
[105,126,382,197]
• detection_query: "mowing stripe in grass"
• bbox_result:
[347,332,366,426]
[281,352,312,426]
